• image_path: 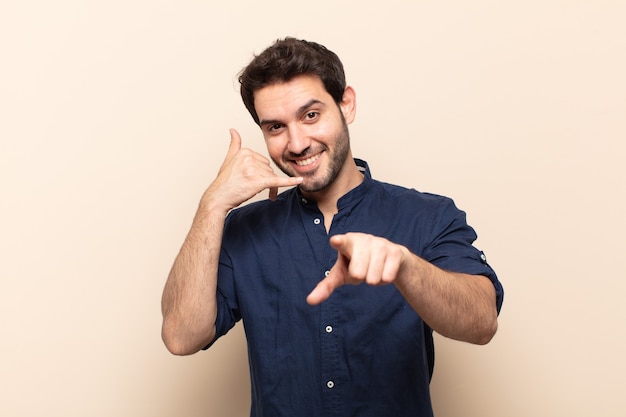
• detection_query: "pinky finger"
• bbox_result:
[268,186,278,201]
[381,253,402,284]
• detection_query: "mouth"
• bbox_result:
[294,153,321,167]
[287,151,323,174]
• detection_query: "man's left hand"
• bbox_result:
[306,233,409,305]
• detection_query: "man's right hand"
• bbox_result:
[203,129,303,212]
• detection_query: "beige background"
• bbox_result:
[1,1,625,416]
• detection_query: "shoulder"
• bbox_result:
[367,180,468,240]
[371,179,456,212]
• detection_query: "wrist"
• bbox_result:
[395,248,425,292]
[198,187,233,217]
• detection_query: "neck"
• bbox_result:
[300,157,364,230]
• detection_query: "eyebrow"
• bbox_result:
[259,99,325,127]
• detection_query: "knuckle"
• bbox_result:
[381,274,395,284]
[350,269,367,282]
[365,275,379,285]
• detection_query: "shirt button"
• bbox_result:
[324,270,330,277]
[480,252,487,262]
[301,198,308,204]
[326,380,335,389]
[325,325,333,333]
[313,218,321,225]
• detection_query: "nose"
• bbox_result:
[286,125,311,156]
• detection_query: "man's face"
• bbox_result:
[253,75,356,194]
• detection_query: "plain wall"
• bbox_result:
[1,1,624,416]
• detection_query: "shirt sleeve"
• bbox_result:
[422,198,504,313]
[202,246,241,350]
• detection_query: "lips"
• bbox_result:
[295,153,321,166]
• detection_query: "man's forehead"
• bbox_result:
[254,75,331,119]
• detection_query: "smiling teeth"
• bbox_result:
[295,154,320,166]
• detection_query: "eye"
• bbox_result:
[304,111,319,122]
[266,123,284,133]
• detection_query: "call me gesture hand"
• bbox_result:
[206,129,303,213]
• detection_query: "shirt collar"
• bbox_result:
[336,158,372,210]
[295,158,372,210]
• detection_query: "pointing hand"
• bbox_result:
[306,233,409,305]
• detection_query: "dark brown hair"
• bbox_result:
[238,37,346,125]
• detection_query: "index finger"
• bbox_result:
[306,274,343,305]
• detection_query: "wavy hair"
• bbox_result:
[238,37,346,125]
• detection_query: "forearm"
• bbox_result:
[394,252,498,345]
[161,201,227,355]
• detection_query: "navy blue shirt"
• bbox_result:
[210,160,504,417]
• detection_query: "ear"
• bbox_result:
[339,86,357,124]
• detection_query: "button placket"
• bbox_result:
[319,266,340,407]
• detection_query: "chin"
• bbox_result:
[299,178,331,193]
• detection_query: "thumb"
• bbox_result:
[226,128,242,158]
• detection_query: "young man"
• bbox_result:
[162,37,504,416]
